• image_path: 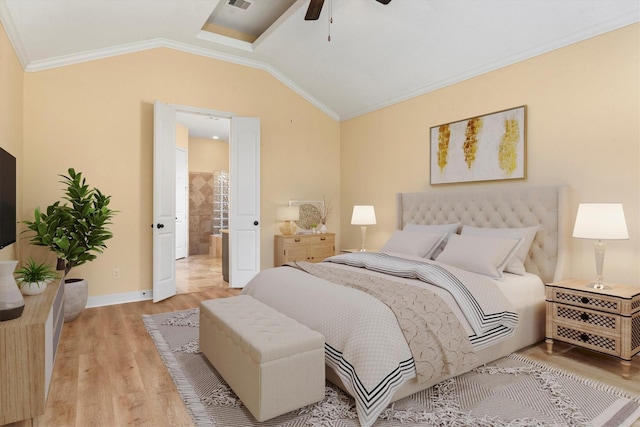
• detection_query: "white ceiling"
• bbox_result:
[176,110,230,141]
[1,0,638,129]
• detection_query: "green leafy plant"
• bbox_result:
[22,168,117,277]
[15,258,58,286]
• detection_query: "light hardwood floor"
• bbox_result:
[175,254,227,294]
[4,256,639,426]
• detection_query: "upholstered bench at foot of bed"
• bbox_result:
[199,294,325,422]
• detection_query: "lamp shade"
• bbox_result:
[573,203,629,240]
[277,206,299,221]
[351,205,376,225]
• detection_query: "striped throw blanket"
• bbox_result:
[324,252,519,349]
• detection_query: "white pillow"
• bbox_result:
[461,225,540,275]
[403,223,460,259]
[380,230,445,259]
[435,234,522,279]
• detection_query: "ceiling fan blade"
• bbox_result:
[305,0,325,21]
[376,0,391,4]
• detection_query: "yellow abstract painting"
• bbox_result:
[430,106,526,185]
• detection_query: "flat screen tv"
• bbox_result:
[0,147,16,249]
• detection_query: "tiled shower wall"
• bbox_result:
[189,172,214,255]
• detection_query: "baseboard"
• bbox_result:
[87,289,153,308]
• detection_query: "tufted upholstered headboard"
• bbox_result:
[396,185,570,284]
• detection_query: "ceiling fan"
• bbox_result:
[304,0,391,21]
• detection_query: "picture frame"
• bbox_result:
[289,200,324,233]
[430,105,526,185]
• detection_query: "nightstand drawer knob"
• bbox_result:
[580,297,589,304]
[580,313,590,321]
[580,334,589,342]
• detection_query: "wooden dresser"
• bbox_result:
[274,233,335,266]
[0,278,64,424]
[545,278,640,379]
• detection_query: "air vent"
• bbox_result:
[228,0,252,10]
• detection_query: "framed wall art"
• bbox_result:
[289,200,324,233]
[430,105,526,185]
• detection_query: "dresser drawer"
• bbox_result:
[274,233,335,266]
[551,303,620,335]
[550,288,622,315]
[551,324,621,357]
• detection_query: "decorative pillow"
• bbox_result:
[435,234,522,279]
[460,225,540,275]
[403,223,460,259]
[380,230,445,259]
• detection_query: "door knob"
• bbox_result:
[156,223,165,229]
[254,221,259,226]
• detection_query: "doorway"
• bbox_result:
[153,102,260,301]
[175,111,230,294]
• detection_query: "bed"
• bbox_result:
[243,185,570,427]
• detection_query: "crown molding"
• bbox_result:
[14,37,340,122]
[341,15,640,121]
[0,0,29,69]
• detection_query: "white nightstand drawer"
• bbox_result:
[552,324,620,357]
[550,288,622,315]
[551,303,620,335]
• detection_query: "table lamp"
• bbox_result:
[572,203,628,290]
[277,206,299,235]
[351,205,376,252]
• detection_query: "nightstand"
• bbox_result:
[545,278,640,379]
[274,233,335,266]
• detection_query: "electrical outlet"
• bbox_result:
[112,268,121,279]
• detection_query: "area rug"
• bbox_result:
[143,308,640,427]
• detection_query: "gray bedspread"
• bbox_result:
[242,252,518,427]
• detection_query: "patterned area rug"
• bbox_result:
[143,308,640,427]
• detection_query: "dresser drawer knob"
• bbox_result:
[580,313,590,321]
[580,297,589,304]
[294,238,301,242]
[580,334,590,342]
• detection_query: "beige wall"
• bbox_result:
[7,22,639,297]
[21,47,341,297]
[176,123,188,149]
[188,137,229,173]
[0,22,23,261]
[341,24,640,285]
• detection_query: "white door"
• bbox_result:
[175,147,187,260]
[229,117,261,288]
[152,101,177,302]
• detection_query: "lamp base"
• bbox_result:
[359,226,368,252]
[279,221,297,235]
[586,281,611,290]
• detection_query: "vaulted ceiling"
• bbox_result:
[1,0,638,122]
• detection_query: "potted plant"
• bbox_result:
[22,168,116,321]
[15,258,58,296]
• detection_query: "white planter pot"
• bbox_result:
[0,260,25,321]
[19,280,49,296]
[64,278,88,322]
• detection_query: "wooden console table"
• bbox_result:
[0,278,64,424]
